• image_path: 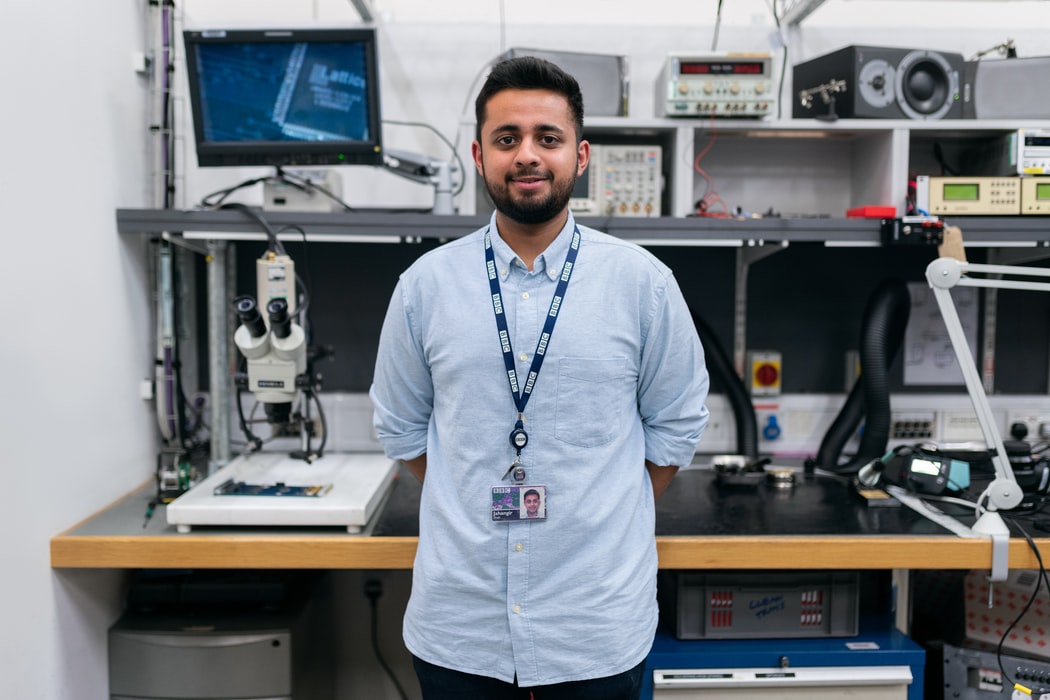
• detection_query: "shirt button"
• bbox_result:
[519,352,528,361]
[515,542,523,552]
[513,604,522,614]
[522,291,530,300]
[501,268,508,276]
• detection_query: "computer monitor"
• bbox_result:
[183,28,384,168]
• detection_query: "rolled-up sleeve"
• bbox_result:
[638,271,710,468]
[369,278,433,462]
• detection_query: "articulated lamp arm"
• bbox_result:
[925,256,1050,533]
[382,148,457,215]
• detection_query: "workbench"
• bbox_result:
[50,464,1050,571]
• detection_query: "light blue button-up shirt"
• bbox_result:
[370,211,709,686]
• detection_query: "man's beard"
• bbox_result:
[483,167,577,225]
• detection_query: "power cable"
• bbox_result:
[995,519,1050,695]
[365,580,410,700]
[712,0,725,51]
[771,0,790,121]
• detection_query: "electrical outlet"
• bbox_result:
[890,411,935,441]
[698,395,735,453]
[941,412,982,442]
[752,396,842,456]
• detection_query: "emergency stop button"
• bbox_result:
[748,351,782,397]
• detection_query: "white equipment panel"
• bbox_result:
[653,665,912,699]
[166,452,397,533]
[570,144,662,217]
[656,52,775,118]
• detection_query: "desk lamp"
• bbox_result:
[926,256,1050,576]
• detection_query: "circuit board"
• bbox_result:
[212,478,332,497]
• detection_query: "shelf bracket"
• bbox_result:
[733,242,789,376]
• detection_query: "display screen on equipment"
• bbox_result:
[943,183,979,201]
[183,28,383,167]
[572,165,591,199]
[909,457,943,477]
[1037,182,1050,200]
[680,61,764,75]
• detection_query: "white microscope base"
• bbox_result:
[166,452,397,533]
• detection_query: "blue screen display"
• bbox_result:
[184,28,383,167]
[194,41,372,144]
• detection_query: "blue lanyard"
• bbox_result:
[485,226,580,446]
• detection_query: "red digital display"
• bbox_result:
[680,62,764,75]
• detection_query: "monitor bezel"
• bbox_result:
[183,27,384,168]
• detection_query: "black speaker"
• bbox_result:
[792,45,964,120]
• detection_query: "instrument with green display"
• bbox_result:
[1021,176,1050,214]
[916,175,1021,215]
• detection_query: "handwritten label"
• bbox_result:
[749,595,786,619]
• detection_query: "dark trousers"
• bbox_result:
[412,655,646,700]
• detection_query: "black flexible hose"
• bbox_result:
[691,308,760,460]
[812,278,911,474]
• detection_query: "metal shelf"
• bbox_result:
[116,208,1050,247]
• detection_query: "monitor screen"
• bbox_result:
[183,28,383,168]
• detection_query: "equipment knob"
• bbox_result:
[730,82,741,95]
[703,82,714,95]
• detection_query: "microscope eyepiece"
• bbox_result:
[233,295,267,338]
[267,298,292,339]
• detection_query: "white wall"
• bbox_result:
[176,0,1050,212]
[1,1,156,697]
[6,1,1049,698]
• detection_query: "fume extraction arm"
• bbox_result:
[811,277,911,475]
[691,309,760,461]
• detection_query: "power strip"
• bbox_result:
[286,392,1050,459]
[696,393,1050,458]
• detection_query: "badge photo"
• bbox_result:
[491,484,547,521]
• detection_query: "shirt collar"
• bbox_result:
[487,211,576,282]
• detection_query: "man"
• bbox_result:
[523,488,542,519]
[370,56,709,699]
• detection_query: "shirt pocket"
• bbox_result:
[554,357,629,448]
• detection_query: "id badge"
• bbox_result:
[491,484,546,521]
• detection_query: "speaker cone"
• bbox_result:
[895,50,958,120]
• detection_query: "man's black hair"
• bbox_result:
[474,56,585,143]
